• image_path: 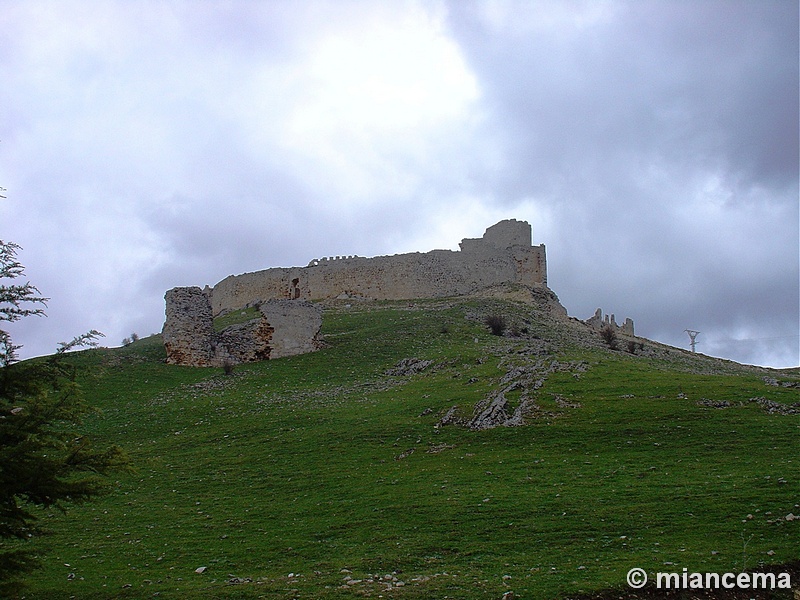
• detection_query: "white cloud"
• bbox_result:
[277,6,479,204]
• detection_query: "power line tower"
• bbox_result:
[684,329,700,353]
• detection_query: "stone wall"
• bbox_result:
[163,287,216,367]
[162,290,322,367]
[586,308,635,336]
[163,219,548,367]
[255,300,323,359]
[211,219,547,316]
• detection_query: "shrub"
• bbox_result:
[627,340,643,354]
[485,315,507,336]
[600,326,618,350]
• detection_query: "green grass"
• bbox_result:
[12,298,800,599]
[213,307,262,332]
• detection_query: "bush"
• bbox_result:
[485,315,507,336]
[627,340,643,354]
[600,326,618,350]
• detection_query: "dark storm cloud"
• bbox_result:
[445,0,798,197]
[440,0,798,365]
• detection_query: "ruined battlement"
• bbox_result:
[586,308,635,336]
[210,219,546,316]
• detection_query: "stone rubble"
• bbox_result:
[696,398,734,409]
[749,396,800,415]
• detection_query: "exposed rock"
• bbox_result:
[386,358,434,376]
[436,406,463,428]
[426,443,455,454]
[696,398,733,409]
[436,358,587,430]
[504,397,539,426]
[763,376,799,388]
[749,397,800,415]
[554,395,581,409]
[395,448,415,460]
[468,393,511,430]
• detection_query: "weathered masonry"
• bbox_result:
[210,219,547,315]
[586,308,635,336]
[162,287,323,368]
[162,219,548,366]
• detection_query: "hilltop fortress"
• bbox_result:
[162,219,632,366]
[211,218,547,314]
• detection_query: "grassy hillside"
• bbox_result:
[13,294,800,599]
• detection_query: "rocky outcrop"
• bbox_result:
[386,358,434,377]
[468,393,512,430]
[437,358,588,430]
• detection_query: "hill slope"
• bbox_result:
[15,291,800,599]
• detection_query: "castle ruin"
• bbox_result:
[162,219,562,367]
[210,219,546,315]
[585,308,635,336]
[162,287,323,367]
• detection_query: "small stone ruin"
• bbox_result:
[585,308,634,336]
[162,286,322,367]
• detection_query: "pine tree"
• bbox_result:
[0,240,129,593]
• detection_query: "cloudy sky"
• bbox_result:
[1,0,797,368]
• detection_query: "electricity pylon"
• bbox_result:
[684,329,700,353]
